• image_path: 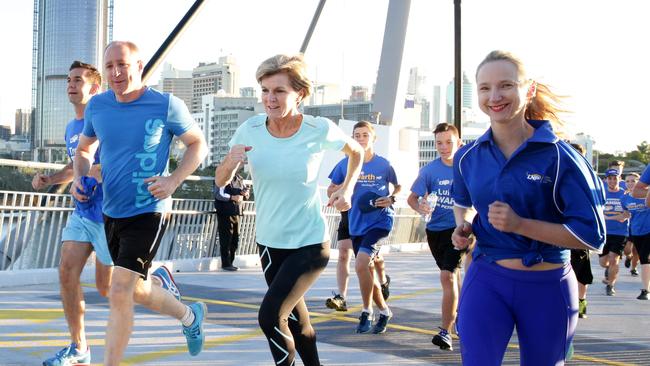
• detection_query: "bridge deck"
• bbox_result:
[0,251,647,365]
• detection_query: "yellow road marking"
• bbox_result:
[0,288,638,365]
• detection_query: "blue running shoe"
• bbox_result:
[152,265,181,301]
[372,313,391,334]
[183,302,207,356]
[43,343,90,366]
[356,311,373,333]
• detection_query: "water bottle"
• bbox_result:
[418,192,438,222]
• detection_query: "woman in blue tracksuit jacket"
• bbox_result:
[451,50,606,366]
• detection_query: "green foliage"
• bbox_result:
[0,166,38,192]
[595,140,649,173]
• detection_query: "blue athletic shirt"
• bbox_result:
[83,88,195,218]
[330,154,398,236]
[229,114,351,249]
[604,188,628,236]
[410,158,455,231]
[65,118,103,222]
[641,165,650,184]
[452,120,606,265]
[621,193,650,236]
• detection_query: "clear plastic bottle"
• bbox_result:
[418,192,438,222]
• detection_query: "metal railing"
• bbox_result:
[0,190,425,271]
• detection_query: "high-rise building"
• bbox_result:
[14,109,31,137]
[349,86,369,102]
[308,83,341,106]
[432,85,441,125]
[0,126,11,140]
[445,72,474,124]
[160,63,192,111]
[32,0,113,162]
[191,56,239,113]
[239,87,256,98]
[192,94,259,167]
[303,101,374,125]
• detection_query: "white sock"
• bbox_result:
[379,307,391,317]
[180,305,195,327]
[362,308,373,315]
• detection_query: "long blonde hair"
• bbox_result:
[476,50,568,133]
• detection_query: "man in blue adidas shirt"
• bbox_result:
[599,169,630,296]
[71,41,208,365]
[33,61,112,366]
[408,122,466,351]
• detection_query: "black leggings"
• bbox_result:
[257,242,330,366]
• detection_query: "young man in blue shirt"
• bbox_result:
[598,169,630,296]
[408,122,465,350]
[71,41,208,365]
[631,165,650,207]
[621,173,650,300]
[33,61,112,366]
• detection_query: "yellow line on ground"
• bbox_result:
[571,354,635,366]
[121,329,263,365]
[181,296,260,310]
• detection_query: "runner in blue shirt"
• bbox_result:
[328,121,400,335]
[623,173,640,276]
[33,61,112,366]
[71,41,208,365]
[451,50,606,366]
[407,122,465,350]
[632,165,650,206]
[598,169,630,296]
[215,54,363,366]
[325,156,391,312]
[621,173,650,300]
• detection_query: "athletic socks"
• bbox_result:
[180,305,196,327]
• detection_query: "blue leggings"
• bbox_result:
[457,256,578,366]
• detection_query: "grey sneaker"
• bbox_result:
[326,293,348,311]
[637,289,649,300]
[606,285,616,296]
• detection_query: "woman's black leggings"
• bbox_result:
[257,242,330,366]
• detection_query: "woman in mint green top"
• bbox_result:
[215,54,363,366]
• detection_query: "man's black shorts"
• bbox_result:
[631,233,650,265]
[426,228,465,272]
[104,212,168,279]
[599,234,627,257]
[570,249,593,285]
[337,211,351,241]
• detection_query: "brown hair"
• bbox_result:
[353,120,376,134]
[433,123,459,138]
[608,160,625,168]
[255,54,312,98]
[626,172,640,179]
[69,60,102,85]
[570,143,586,156]
[476,50,568,132]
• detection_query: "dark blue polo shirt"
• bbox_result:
[452,120,606,265]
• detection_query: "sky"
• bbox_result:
[0,0,648,154]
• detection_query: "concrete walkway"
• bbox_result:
[0,250,648,365]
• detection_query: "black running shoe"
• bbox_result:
[638,289,649,300]
[381,274,391,300]
[432,327,453,350]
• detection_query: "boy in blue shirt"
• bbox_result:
[598,169,630,296]
[343,121,400,334]
[631,165,650,206]
[621,173,650,300]
[408,122,465,350]
[72,41,208,365]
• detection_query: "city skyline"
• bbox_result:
[1,0,649,154]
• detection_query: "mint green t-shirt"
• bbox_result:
[229,114,350,249]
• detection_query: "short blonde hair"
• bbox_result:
[255,54,312,98]
[104,41,141,59]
